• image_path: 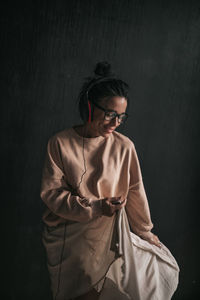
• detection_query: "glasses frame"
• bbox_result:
[92,101,128,124]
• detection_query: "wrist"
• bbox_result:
[138,231,154,241]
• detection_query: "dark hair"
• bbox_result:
[77,61,129,122]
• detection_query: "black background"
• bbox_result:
[1,0,200,299]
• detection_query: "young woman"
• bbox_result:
[40,62,179,300]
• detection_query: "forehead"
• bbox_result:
[100,96,127,111]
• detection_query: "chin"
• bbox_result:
[97,125,115,137]
[101,129,114,137]
[101,133,110,138]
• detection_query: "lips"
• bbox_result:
[104,127,115,133]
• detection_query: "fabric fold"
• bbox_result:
[98,208,179,300]
[42,207,179,300]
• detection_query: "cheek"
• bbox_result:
[93,120,108,133]
[91,119,104,130]
[92,112,106,126]
[98,119,109,128]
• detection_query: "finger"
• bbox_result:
[111,200,126,209]
[154,237,161,246]
[120,198,126,205]
[118,198,126,206]
[152,239,162,248]
[156,242,162,248]
[109,196,121,203]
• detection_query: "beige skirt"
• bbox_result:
[42,208,180,300]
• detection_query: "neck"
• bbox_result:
[75,123,100,138]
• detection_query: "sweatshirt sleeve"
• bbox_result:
[125,142,154,237]
[40,135,102,222]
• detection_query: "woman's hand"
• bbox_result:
[101,196,126,217]
[139,231,162,248]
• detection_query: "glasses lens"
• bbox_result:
[105,112,116,121]
[105,112,128,123]
[119,114,127,123]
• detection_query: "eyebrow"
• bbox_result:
[94,101,126,114]
[105,108,126,114]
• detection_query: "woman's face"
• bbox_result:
[89,96,127,138]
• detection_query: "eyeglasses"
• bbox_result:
[92,102,128,124]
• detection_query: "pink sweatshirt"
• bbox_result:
[40,127,153,237]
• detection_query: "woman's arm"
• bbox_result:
[125,143,161,247]
[40,135,102,222]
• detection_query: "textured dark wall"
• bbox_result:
[1,0,200,299]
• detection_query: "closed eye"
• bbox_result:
[105,111,116,117]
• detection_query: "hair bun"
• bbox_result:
[94,61,114,77]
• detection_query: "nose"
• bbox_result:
[110,116,120,126]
